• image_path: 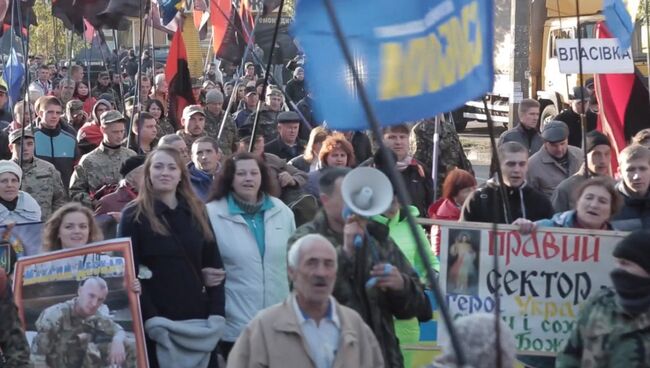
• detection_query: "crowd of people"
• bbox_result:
[0,50,648,368]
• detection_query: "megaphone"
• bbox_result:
[341,167,394,217]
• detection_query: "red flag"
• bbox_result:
[210,0,231,53]
[83,18,95,42]
[166,25,195,129]
[595,22,650,172]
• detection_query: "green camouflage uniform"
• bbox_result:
[14,157,67,221]
[156,117,176,138]
[289,211,431,368]
[31,298,136,368]
[556,288,650,368]
[0,294,31,367]
[204,110,238,156]
[410,118,473,199]
[69,144,137,207]
[241,108,280,143]
[176,130,206,152]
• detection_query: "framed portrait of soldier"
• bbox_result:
[12,238,148,367]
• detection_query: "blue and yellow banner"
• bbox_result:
[292,0,494,131]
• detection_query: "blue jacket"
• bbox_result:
[187,163,213,202]
[535,210,614,230]
[34,125,78,189]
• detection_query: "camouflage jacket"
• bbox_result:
[289,211,431,368]
[556,288,650,368]
[31,298,126,368]
[411,118,473,198]
[176,130,206,152]
[0,293,31,367]
[241,108,280,143]
[14,157,67,221]
[156,117,176,138]
[69,144,137,207]
[204,110,238,156]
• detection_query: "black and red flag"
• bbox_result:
[595,22,650,171]
[165,23,195,129]
[0,0,36,38]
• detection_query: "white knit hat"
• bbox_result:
[0,160,22,184]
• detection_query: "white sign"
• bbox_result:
[556,38,634,74]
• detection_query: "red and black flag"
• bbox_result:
[239,0,254,43]
[165,23,195,129]
[0,0,36,38]
[595,22,650,171]
[53,0,137,34]
[211,0,247,64]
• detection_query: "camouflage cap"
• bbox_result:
[9,128,35,144]
[266,87,283,98]
[100,110,127,126]
[182,105,206,121]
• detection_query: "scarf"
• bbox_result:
[232,192,264,214]
[610,269,650,315]
[395,155,413,172]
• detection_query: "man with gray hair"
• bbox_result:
[159,133,191,164]
[227,234,384,368]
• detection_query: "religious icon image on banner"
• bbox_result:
[446,229,480,295]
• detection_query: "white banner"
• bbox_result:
[556,38,634,74]
[433,221,628,355]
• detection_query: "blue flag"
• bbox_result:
[2,48,25,109]
[603,0,634,51]
[291,0,494,131]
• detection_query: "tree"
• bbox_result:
[29,0,85,62]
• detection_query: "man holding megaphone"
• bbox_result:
[289,167,431,368]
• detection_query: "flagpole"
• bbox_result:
[15,0,32,171]
[645,0,650,107]
[128,0,149,150]
[575,0,588,178]
[247,0,285,152]
[319,0,467,365]
[113,29,127,114]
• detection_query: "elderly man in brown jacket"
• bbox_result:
[227,234,384,368]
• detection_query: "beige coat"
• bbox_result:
[227,296,385,368]
[527,145,583,198]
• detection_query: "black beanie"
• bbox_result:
[585,130,610,153]
[613,230,650,275]
[120,155,146,178]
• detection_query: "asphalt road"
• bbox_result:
[458,120,505,184]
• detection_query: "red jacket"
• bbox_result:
[428,198,461,255]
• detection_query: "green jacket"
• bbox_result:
[289,210,431,368]
[556,288,650,368]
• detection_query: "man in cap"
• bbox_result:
[77,99,113,155]
[285,66,307,104]
[552,131,612,212]
[9,128,66,220]
[69,110,136,207]
[527,120,583,198]
[191,78,202,104]
[241,87,284,143]
[176,105,208,149]
[91,71,115,99]
[228,234,384,367]
[554,86,590,148]
[234,85,260,128]
[34,96,78,188]
[0,270,30,366]
[203,89,237,155]
[264,111,305,161]
[556,230,650,368]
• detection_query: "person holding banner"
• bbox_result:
[556,230,650,368]
[515,177,620,233]
[42,203,104,252]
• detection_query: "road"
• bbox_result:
[457,120,506,184]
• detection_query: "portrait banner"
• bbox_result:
[12,238,148,367]
[432,220,627,356]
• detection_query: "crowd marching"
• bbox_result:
[0,48,649,368]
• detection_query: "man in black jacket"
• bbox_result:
[264,111,305,161]
[461,141,554,224]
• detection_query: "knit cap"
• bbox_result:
[585,130,610,153]
[0,160,22,184]
[613,230,650,275]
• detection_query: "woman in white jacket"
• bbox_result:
[205,152,295,360]
[0,160,41,224]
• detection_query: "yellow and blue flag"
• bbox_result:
[2,47,24,109]
[603,0,635,50]
[291,0,494,131]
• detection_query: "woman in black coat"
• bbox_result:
[118,146,225,367]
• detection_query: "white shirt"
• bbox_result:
[292,294,341,368]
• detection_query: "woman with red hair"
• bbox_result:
[428,168,477,254]
[305,133,356,197]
